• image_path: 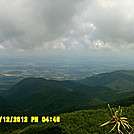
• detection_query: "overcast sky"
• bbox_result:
[0,0,134,55]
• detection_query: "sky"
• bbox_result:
[0,0,134,56]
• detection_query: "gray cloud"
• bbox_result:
[0,0,83,50]
[0,0,134,52]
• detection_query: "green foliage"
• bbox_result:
[1,105,133,134]
[109,95,134,107]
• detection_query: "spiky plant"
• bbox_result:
[100,104,133,134]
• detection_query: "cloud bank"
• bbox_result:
[0,0,134,52]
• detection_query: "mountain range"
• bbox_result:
[0,70,134,133]
[79,70,134,90]
[2,70,134,115]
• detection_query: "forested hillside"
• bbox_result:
[4,77,134,115]
[79,70,134,90]
[0,105,133,134]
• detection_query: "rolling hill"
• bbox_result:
[6,78,104,115]
[5,77,134,115]
[79,70,134,90]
